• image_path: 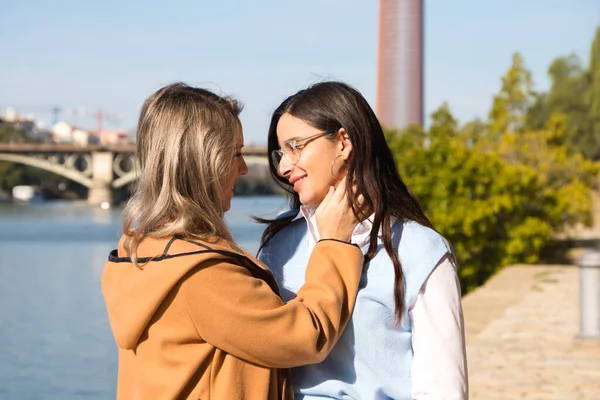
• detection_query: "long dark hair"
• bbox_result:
[258,81,436,324]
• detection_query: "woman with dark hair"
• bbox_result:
[259,81,468,400]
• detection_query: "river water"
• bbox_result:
[0,196,288,399]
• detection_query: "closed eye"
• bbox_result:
[284,142,298,152]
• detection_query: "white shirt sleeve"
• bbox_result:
[410,254,468,400]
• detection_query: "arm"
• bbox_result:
[410,254,469,400]
[181,240,363,369]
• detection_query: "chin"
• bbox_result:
[221,198,232,212]
[299,192,326,207]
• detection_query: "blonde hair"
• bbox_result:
[122,82,243,264]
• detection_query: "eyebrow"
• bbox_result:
[281,137,303,146]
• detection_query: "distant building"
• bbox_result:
[27,128,53,143]
[3,107,19,122]
[96,129,131,146]
[51,121,99,145]
[1,110,52,143]
[2,108,36,135]
[51,121,77,143]
[73,129,100,146]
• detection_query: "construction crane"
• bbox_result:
[1,105,123,131]
[94,108,124,132]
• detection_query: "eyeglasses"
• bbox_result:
[271,130,334,169]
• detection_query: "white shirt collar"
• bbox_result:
[292,205,382,251]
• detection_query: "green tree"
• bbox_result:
[587,27,600,158]
[0,123,28,192]
[0,122,55,193]
[386,30,600,292]
[525,27,600,159]
[489,53,535,135]
[388,101,597,292]
[0,162,25,191]
[527,55,593,156]
[0,123,29,142]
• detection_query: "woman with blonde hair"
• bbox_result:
[101,82,365,399]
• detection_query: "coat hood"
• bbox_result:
[101,235,276,350]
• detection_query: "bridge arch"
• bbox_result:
[0,153,94,188]
[0,144,269,204]
[113,171,138,188]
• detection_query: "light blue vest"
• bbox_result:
[259,211,451,400]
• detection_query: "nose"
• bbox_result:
[239,156,249,176]
[277,156,293,178]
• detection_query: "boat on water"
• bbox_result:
[11,185,43,202]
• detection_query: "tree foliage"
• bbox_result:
[489,53,535,135]
[387,48,599,292]
[589,27,600,155]
[0,123,52,192]
[527,27,600,159]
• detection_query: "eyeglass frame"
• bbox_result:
[271,130,337,168]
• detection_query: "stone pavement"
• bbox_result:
[462,264,600,399]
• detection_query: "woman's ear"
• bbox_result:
[337,128,353,160]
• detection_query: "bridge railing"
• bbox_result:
[0,143,267,155]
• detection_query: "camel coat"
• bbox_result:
[101,235,363,399]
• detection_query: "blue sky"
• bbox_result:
[1,0,598,145]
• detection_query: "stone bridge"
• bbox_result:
[0,144,268,204]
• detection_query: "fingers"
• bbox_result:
[317,186,334,214]
[331,176,348,203]
[324,185,334,205]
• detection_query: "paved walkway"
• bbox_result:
[463,264,600,399]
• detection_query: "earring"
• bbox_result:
[330,155,345,179]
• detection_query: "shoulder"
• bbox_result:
[259,209,307,264]
[181,244,277,290]
[391,220,453,306]
[393,219,451,256]
[178,256,265,308]
[263,209,306,244]
[277,208,299,219]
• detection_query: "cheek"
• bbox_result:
[299,153,337,193]
[231,161,241,181]
[300,147,334,177]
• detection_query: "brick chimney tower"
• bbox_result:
[376,0,424,129]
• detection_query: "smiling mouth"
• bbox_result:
[292,176,307,190]
[289,175,306,184]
